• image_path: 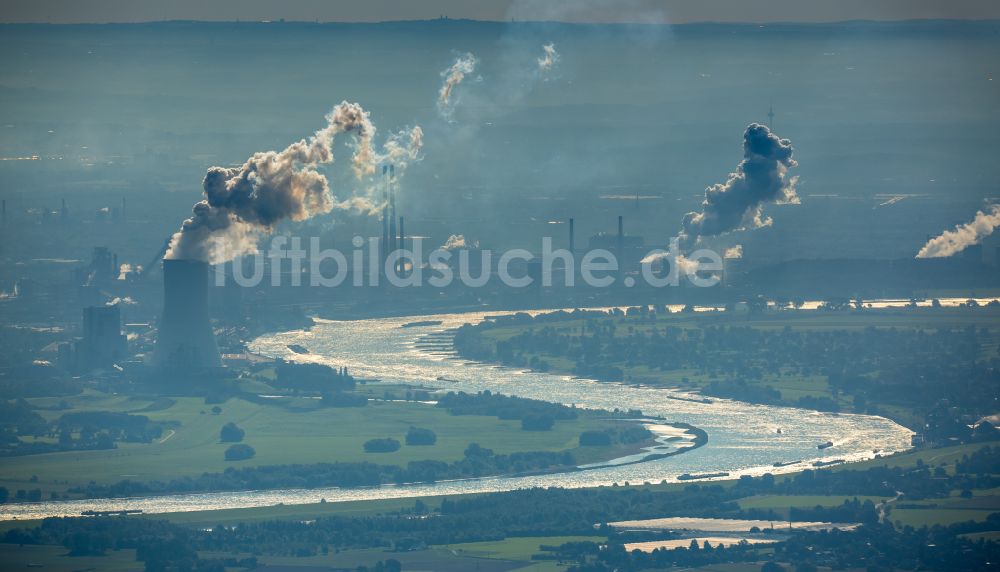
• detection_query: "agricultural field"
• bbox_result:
[0,543,139,571]
[463,306,1000,429]
[194,535,606,572]
[1,388,646,496]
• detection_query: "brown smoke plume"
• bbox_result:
[166,102,411,264]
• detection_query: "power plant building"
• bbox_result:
[154,259,222,369]
[58,304,128,373]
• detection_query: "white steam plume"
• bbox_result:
[442,234,478,250]
[639,251,701,275]
[166,101,376,264]
[437,53,477,118]
[724,245,743,259]
[538,43,560,72]
[117,263,133,280]
[383,125,424,168]
[916,204,1000,258]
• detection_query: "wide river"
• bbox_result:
[0,307,915,521]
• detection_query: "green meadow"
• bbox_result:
[3,389,644,496]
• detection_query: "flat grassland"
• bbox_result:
[198,535,606,572]
[475,307,1000,426]
[2,390,643,495]
[0,543,139,571]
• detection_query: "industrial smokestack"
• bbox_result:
[381,165,389,271]
[398,216,405,251]
[142,237,172,280]
[389,164,397,252]
[154,259,221,369]
[1,199,5,224]
[617,215,625,278]
[568,218,575,253]
[617,215,624,259]
[398,216,405,276]
[121,197,126,223]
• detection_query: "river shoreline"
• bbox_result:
[0,308,913,521]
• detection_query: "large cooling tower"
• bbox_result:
[154,259,221,368]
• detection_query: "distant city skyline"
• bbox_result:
[2,0,999,25]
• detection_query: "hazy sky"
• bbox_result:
[3,0,999,24]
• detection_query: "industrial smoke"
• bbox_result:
[538,43,560,72]
[679,123,798,248]
[165,102,421,264]
[916,204,1000,258]
[438,53,477,118]
[442,234,478,250]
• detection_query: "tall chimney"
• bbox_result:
[381,165,389,272]
[1,199,6,224]
[121,197,126,222]
[568,218,575,253]
[388,164,397,252]
[617,215,624,273]
[398,216,406,276]
[154,259,221,368]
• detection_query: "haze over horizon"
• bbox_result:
[3,0,1000,25]
[1,4,1000,571]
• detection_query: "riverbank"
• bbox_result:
[452,305,1000,435]
[0,309,913,520]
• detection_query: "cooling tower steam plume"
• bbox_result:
[383,126,424,167]
[538,43,560,72]
[438,53,477,118]
[917,204,1000,258]
[165,101,376,264]
[442,234,478,250]
[679,123,798,248]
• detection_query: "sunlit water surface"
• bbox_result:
[0,308,913,520]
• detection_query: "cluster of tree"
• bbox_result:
[57,411,166,443]
[356,560,402,572]
[322,390,369,407]
[455,312,1000,439]
[1,516,245,571]
[224,444,255,461]
[579,425,653,447]
[274,361,355,393]
[219,422,244,442]
[956,444,1000,474]
[436,390,578,432]
[9,447,1000,569]
[64,443,578,499]
[364,438,401,453]
[0,405,173,457]
[563,517,1000,572]
[0,399,47,435]
[405,426,436,446]
[0,487,44,503]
